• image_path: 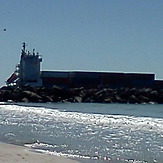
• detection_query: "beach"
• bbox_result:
[0,143,80,163]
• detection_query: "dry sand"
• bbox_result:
[0,143,80,163]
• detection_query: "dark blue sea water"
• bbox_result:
[0,102,163,163]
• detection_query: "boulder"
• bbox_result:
[115,95,126,103]
[138,95,151,103]
[21,97,29,103]
[128,95,141,104]
[104,97,112,103]
[41,95,53,102]
[74,96,82,103]
[22,91,42,102]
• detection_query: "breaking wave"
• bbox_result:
[0,103,163,162]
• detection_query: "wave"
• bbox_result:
[25,141,150,163]
[0,103,163,162]
[0,103,163,133]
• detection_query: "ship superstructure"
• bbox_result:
[7,43,42,87]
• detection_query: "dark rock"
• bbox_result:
[155,94,163,104]
[22,84,36,92]
[74,96,82,103]
[67,98,74,102]
[82,89,97,102]
[138,95,151,103]
[41,95,53,102]
[0,85,162,104]
[70,87,84,96]
[149,90,159,102]
[21,97,29,103]
[1,90,13,101]
[115,95,126,103]
[22,91,42,102]
[104,97,112,103]
[128,95,141,104]
[137,88,152,97]
[51,85,72,99]
[36,86,50,96]
[118,88,130,100]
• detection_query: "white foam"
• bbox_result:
[1,103,163,162]
[1,104,163,134]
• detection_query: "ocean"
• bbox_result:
[0,102,163,163]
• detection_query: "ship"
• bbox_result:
[6,43,163,89]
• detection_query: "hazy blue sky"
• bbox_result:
[0,0,163,86]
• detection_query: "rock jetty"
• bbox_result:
[0,85,163,104]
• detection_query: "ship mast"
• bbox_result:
[21,42,27,58]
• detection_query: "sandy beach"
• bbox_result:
[0,143,80,163]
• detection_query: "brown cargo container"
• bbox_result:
[41,71,155,89]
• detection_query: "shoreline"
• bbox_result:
[0,142,80,163]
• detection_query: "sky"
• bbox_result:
[0,0,163,86]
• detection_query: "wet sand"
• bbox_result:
[0,143,80,163]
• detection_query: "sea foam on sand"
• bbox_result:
[0,143,80,163]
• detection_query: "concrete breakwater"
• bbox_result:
[0,85,163,104]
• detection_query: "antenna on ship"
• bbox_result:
[33,49,35,55]
[21,42,27,58]
[22,42,26,51]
